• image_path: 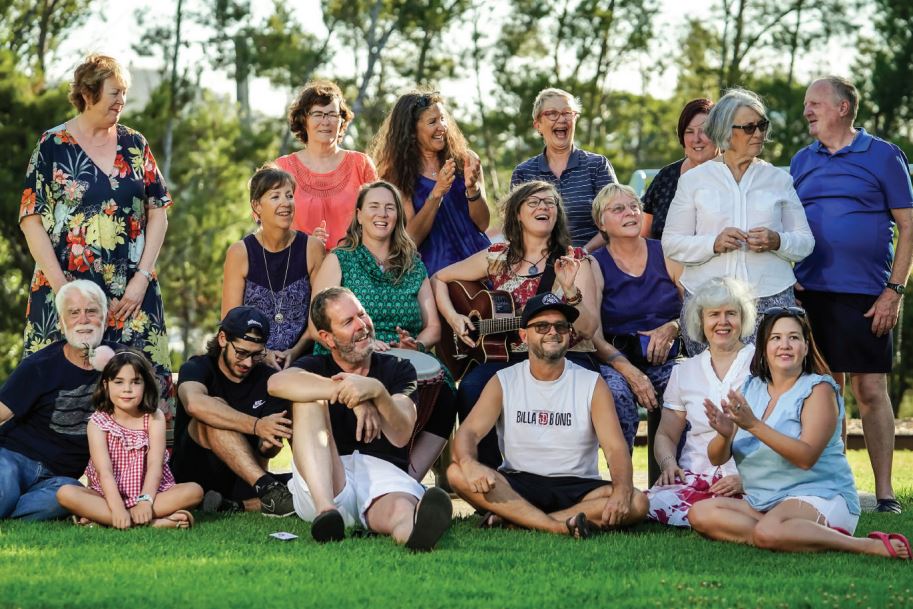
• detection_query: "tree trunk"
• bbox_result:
[786,0,804,88]
[234,35,251,131]
[162,0,184,183]
[471,8,500,196]
[351,0,397,119]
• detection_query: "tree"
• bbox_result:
[0,0,93,80]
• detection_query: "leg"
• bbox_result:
[408,432,447,482]
[850,372,896,501]
[291,400,347,515]
[599,365,639,452]
[196,423,268,487]
[456,362,513,469]
[549,484,649,529]
[364,492,419,544]
[151,483,204,517]
[12,474,82,521]
[688,497,763,544]
[644,361,678,485]
[56,486,117,526]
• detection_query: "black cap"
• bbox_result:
[520,293,580,328]
[219,306,270,343]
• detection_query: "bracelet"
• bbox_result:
[564,287,583,306]
[136,268,153,282]
[252,418,259,436]
[415,340,427,353]
[466,189,482,202]
[604,352,626,364]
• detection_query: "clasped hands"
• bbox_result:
[713,226,780,254]
[330,373,383,443]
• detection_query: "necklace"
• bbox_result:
[521,253,548,275]
[366,246,389,272]
[261,233,294,323]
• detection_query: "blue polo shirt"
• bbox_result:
[791,129,913,295]
[511,147,617,247]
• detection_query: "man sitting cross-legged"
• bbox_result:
[170,307,295,517]
[448,293,649,537]
[268,287,452,551]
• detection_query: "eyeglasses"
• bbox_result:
[606,202,641,215]
[732,119,770,135]
[762,306,806,318]
[229,341,267,363]
[527,321,572,335]
[308,111,341,122]
[524,196,559,210]
[540,109,579,122]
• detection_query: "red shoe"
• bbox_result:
[867,531,911,560]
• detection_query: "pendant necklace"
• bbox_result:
[367,246,389,272]
[521,253,548,275]
[261,233,293,323]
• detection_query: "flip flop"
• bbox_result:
[566,512,593,540]
[173,510,194,529]
[888,533,912,559]
[867,531,911,560]
[478,511,504,530]
[405,487,452,552]
[311,509,345,543]
[70,515,95,528]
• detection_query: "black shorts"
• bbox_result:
[501,470,611,513]
[169,429,261,501]
[799,290,893,373]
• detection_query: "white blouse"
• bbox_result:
[661,159,814,297]
[662,345,755,476]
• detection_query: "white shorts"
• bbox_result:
[288,450,426,528]
[788,494,859,534]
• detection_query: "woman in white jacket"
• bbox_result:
[662,88,814,355]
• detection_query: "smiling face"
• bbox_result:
[83,77,126,127]
[765,316,808,376]
[701,303,743,351]
[252,181,295,230]
[597,192,642,239]
[415,103,448,154]
[60,290,105,350]
[803,80,849,141]
[218,332,266,381]
[517,188,559,237]
[356,186,397,242]
[682,112,716,164]
[305,99,343,146]
[728,106,766,158]
[106,363,145,413]
[321,293,376,364]
[533,95,577,153]
[519,309,571,363]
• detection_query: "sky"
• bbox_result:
[49,0,868,120]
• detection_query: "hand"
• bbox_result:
[312,220,329,246]
[390,326,418,350]
[372,339,391,352]
[710,474,743,497]
[460,459,498,494]
[330,373,381,408]
[554,246,581,293]
[721,388,759,430]
[703,398,736,438]
[352,403,381,443]
[713,227,748,254]
[129,500,154,525]
[111,506,132,530]
[263,350,282,371]
[864,289,902,337]
[601,486,632,527]
[656,461,686,486]
[617,361,658,410]
[747,227,781,253]
[464,151,483,193]
[255,410,293,448]
[431,159,457,200]
[269,348,297,370]
[448,314,477,347]
[638,321,679,366]
[110,274,149,321]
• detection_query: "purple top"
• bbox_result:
[791,129,913,295]
[592,239,682,335]
[243,232,311,351]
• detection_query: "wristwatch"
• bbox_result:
[886,282,906,295]
[136,494,153,503]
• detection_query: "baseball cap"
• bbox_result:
[219,306,271,343]
[519,292,580,328]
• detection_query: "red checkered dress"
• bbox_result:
[85,411,175,507]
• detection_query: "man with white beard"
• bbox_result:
[0,280,120,520]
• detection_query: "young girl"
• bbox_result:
[57,351,203,528]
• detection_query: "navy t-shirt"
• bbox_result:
[174,354,288,441]
[290,352,417,471]
[0,341,117,478]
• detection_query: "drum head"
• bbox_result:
[386,348,442,380]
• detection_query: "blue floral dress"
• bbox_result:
[19,123,175,415]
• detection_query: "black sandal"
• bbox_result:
[566,512,593,540]
[311,509,345,543]
[875,498,903,514]
[405,487,453,552]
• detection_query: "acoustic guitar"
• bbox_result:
[435,280,523,381]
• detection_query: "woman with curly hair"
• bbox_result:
[371,90,490,275]
[276,80,377,250]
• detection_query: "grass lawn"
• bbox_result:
[2,450,912,609]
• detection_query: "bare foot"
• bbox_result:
[867,532,911,559]
[151,510,194,529]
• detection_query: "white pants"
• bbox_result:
[788,494,859,534]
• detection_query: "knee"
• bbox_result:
[55,484,80,509]
[687,501,712,534]
[751,519,782,550]
[446,463,467,493]
[183,482,205,506]
[852,376,888,406]
[631,490,649,521]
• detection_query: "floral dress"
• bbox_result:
[19,124,174,415]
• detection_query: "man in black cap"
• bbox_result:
[170,306,295,516]
[447,293,647,537]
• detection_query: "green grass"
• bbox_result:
[1,451,912,609]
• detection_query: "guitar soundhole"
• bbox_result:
[492,294,514,315]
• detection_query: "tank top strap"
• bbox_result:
[644,239,670,278]
[243,233,267,279]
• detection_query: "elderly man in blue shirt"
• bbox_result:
[790,76,913,514]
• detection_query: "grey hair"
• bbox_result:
[55,279,108,323]
[683,277,756,345]
[531,87,581,121]
[704,88,769,152]
[592,183,643,239]
[816,76,859,121]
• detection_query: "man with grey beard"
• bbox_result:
[0,280,120,520]
[447,293,647,538]
[269,287,452,550]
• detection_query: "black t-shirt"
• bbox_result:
[0,340,118,478]
[291,352,417,471]
[174,354,288,441]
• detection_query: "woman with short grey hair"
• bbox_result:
[646,277,755,527]
[662,87,814,354]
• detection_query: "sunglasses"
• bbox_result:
[527,321,572,335]
[762,306,806,318]
[732,119,770,136]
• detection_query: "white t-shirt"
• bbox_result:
[496,359,600,478]
[662,345,755,476]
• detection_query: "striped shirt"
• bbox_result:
[511,147,617,246]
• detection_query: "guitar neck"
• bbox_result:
[477,316,522,337]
